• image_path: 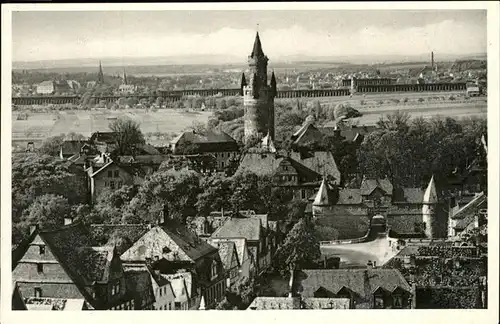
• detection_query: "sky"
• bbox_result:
[12,10,487,62]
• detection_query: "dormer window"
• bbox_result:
[373,293,385,309]
[392,295,403,309]
[111,282,120,296]
[211,260,218,280]
[39,245,45,255]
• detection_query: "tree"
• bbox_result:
[91,185,138,224]
[127,168,202,224]
[376,110,411,133]
[19,194,71,231]
[273,218,321,276]
[67,132,86,141]
[196,174,232,216]
[109,118,145,156]
[38,134,66,156]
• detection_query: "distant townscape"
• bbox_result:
[12,31,487,311]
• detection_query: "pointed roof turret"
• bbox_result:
[240,73,247,96]
[261,131,276,153]
[423,175,438,204]
[251,31,265,58]
[270,70,277,97]
[313,178,330,206]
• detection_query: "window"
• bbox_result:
[159,287,162,297]
[110,181,115,189]
[114,170,119,178]
[111,282,120,296]
[301,189,306,200]
[373,294,385,309]
[392,295,403,309]
[104,181,108,187]
[211,261,218,279]
[108,170,113,178]
[37,263,44,273]
[175,302,181,310]
[39,245,45,255]
[34,287,42,297]
[221,161,224,168]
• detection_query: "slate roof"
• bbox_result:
[360,178,394,196]
[291,122,325,146]
[12,282,27,310]
[75,246,115,283]
[89,131,118,144]
[89,224,150,256]
[302,297,351,309]
[320,125,378,142]
[124,267,156,309]
[136,144,161,155]
[215,241,239,271]
[212,218,262,242]
[290,151,341,182]
[170,130,236,145]
[61,140,87,156]
[206,238,249,267]
[117,155,170,165]
[393,188,424,204]
[160,221,218,262]
[338,188,363,205]
[237,152,321,182]
[293,269,411,298]
[451,192,486,220]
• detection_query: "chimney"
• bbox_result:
[64,217,73,225]
[367,260,373,270]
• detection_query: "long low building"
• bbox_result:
[12,82,468,105]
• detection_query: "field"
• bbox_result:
[12,91,487,151]
[12,109,213,149]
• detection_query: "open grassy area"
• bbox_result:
[12,109,213,141]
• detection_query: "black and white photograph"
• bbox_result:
[1,2,498,322]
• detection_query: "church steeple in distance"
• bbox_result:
[123,68,128,85]
[97,60,104,84]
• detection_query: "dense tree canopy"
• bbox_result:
[273,218,321,276]
[109,118,145,156]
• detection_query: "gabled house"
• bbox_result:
[119,220,227,309]
[206,240,241,290]
[86,160,140,202]
[291,268,412,309]
[170,130,239,172]
[205,237,256,285]
[211,216,271,274]
[12,222,136,310]
[123,262,174,311]
[448,192,487,238]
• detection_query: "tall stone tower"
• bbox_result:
[422,175,438,238]
[242,32,277,144]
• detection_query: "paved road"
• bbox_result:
[321,234,397,268]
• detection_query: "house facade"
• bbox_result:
[119,221,228,309]
[12,223,138,310]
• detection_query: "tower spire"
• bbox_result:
[123,68,128,85]
[251,31,265,58]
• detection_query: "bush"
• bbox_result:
[449,96,456,101]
